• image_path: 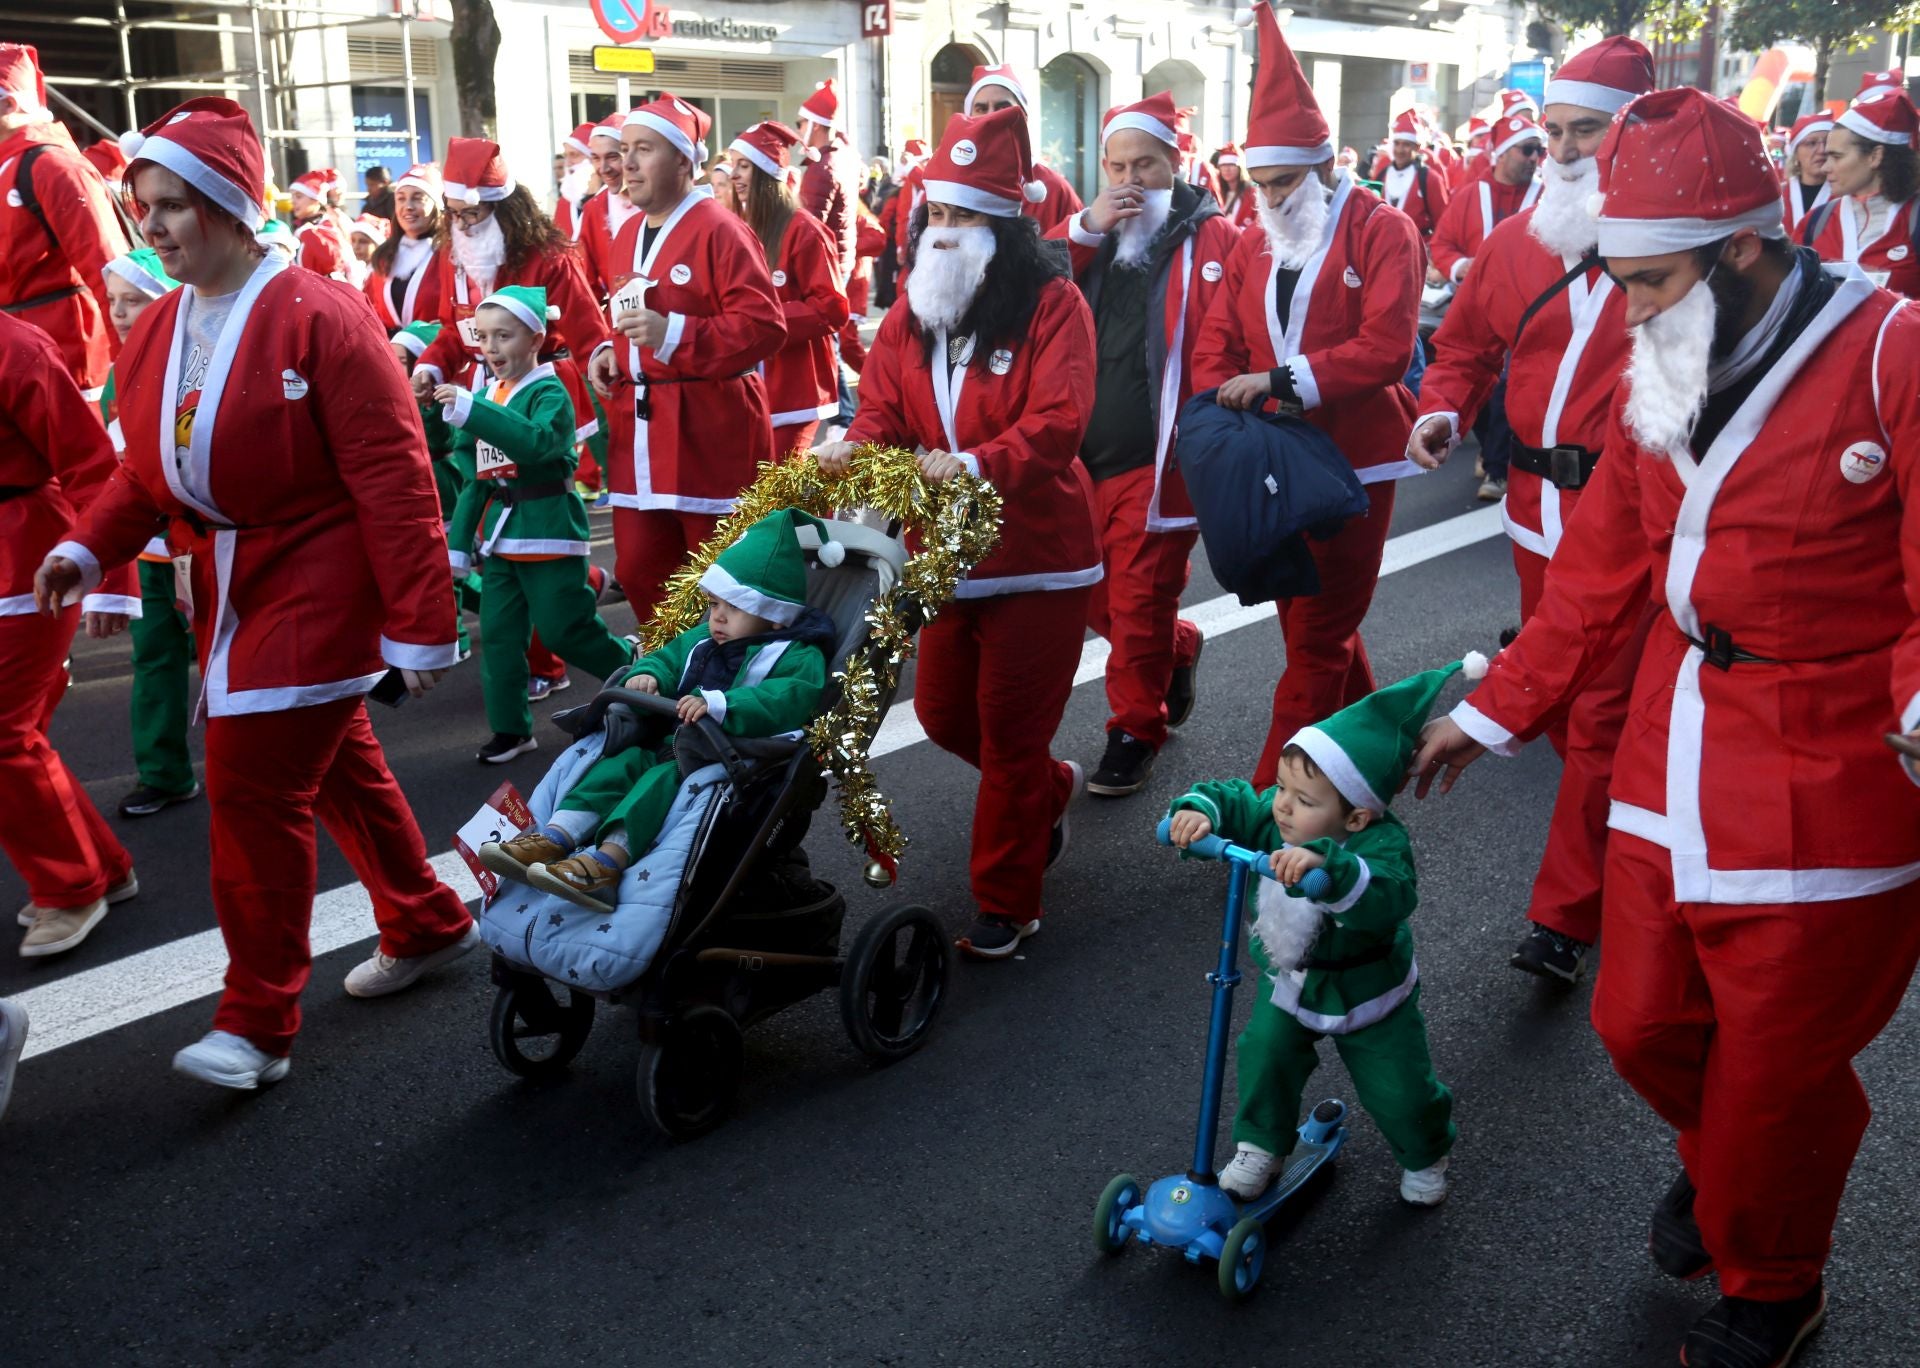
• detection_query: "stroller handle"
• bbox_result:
[1155,816,1333,900]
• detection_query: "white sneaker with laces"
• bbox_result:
[342,925,481,998]
[1400,1156,1450,1206]
[172,1030,290,1090]
[1219,1143,1278,1200]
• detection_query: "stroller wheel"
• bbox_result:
[637,1005,742,1140]
[839,903,949,1063]
[488,979,595,1079]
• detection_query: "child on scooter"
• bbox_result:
[1166,654,1482,1206]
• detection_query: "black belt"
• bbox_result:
[492,480,569,506]
[1684,624,1776,671]
[1304,944,1391,972]
[1,284,83,314]
[0,483,45,502]
[1510,442,1599,490]
[177,510,236,536]
[634,369,755,421]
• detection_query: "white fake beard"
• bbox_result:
[1259,175,1331,271]
[1623,277,1716,461]
[450,212,508,292]
[1251,876,1324,973]
[1528,155,1600,258]
[560,158,595,209]
[1112,187,1175,269]
[908,225,997,334]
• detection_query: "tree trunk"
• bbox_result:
[448,0,501,138]
[1812,36,1832,109]
[1614,0,1639,37]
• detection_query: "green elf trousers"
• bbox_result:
[1233,982,1455,1172]
[552,741,684,852]
[480,555,630,738]
[129,559,196,795]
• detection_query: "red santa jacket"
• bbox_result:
[1026,162,1084,236]
[0,124,129,392]
[1780,176,1831,234]
[1224,181,1259,232]
[1461,148,1491,184]
[1191,174,1423,483]
[576,188,642,298]
[800,138,861,289]
[1053,191,1242,531]
[597,189,786,513]
[57,256,458,715]
[294,215,352,282]
[1803,196,1920,298]
[1456,268,1920,902]
[1431,176,1539,282]
[1379,159,1450,245]
[763,210,849,432]
[1419,209,1628,559]
[847,277,1099,597]
[362,238,445,333]
[0,313,135,617]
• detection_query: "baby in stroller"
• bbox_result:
[479,508,840,910]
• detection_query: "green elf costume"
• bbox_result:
[441,285,631,746]
[101,247,200,814]
[1168,654,1484,1200]
[396,319,482,658]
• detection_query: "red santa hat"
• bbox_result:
[965,64,1031,112]
[441,137,515,202]
[1216,141,1244,168]
[1859,69,1905,95]
[1785,111,1834,157]
[1100,91,1182,151]
[797,78,839,130]
[1499,88,1540,118]
[82,137,129,186]
[1837,85,1920,148]
[623,93,711,171]
[729,120,799,180]
[0,43,48,121]
[1595,87,1785,258]
[920,105,1045,217]
[119,97,265,230]
[394,160,443,206]
[1390,109,1424,145]
[1235,2,1334,168]
[289,167,338,202]
[899,137,929,165]
[349,213,389,245]
[564,121,599,158]
[1545,35,1655,116]
[1466,116,1491,145]
[1489,113,1546,159]
[591,112,626,146]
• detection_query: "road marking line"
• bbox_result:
[15,503,1505,1061]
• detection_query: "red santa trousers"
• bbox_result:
[0,606,134,908]
[913,587,1091,922]
[772,422,821,464]
[1591,833,1920,1301]
[1253,482,1396,787]
[204,696,473,1055]
[841,274,870,374]
[1085,464,1202,750]
[611,507,724,625]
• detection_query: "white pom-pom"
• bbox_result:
[1234,6,1256,26]
[545,304,561,320]
[1585,191,1606,218]
[1023,179,1047,203]
[1460,650,1488,680]
[817,539,845,568]
[118,129,146,159]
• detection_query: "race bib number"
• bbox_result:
[475,439,518,481]
[612,276,651,321]
[455,781,533,904]
[458,315,483,349]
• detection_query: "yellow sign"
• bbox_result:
[592,45,656,74]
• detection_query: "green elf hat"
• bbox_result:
[477,284,561,335]
[1287,650,1489,813]
[255,218,297,260]
[697,508,845,626]
[394,319,443,360]
[102,246,180,299]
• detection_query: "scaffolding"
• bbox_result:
[7,0,442,186]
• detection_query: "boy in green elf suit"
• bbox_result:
[478,508,842,911]
[432,285,632,764]
[1166,653,1484,1208]
[391,320,482,661]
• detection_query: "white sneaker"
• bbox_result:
[0,998,28,1123]
[1400,1156,1450,1206]
[343,925,481,998]
[18,870,137,928]
[1045,760,1086,875]
[172,1030,290,1090]
[1219,1143,1279,1200]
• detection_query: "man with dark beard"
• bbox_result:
[1191,0,1423,790]
[813,107,1099,960]
[1051,91,1239,797]
[1411,86,1920,1367]
[1407,35,1654,985]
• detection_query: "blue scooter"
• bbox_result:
[1093,817,1349,1301]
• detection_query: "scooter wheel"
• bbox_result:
[488,979,595,1079]
[1093,1173,1140,1256]
[1218,1215,1266,1301]
[637,1004,742,1140]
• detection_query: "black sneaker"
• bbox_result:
[1681,1282,1826,1368]
[1046,761,1085,873]
[1510,921,1589,983]
[1165,629,1205,730]
[477,733,538,764]
[956,915,1040,960]
[117,781,202,818]
[1087,731,1155,798]
[1650,1170,1714,1280]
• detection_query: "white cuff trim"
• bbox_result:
[381,635,460,671]
[50,540,103,592]
[953,452,980,477]
[449,549,474,572]
[1418,411,1460,449]
[654,312,687,365]
[418,364,445,386]
[442,388,474,427]
[1451,699,1522,757]
[1324,856,1373,916]
[1287,357,1321,411]
[82,593,142,618]
[1449,258,1470,284]
[699,688,728,722]
[1067,210,1106,248]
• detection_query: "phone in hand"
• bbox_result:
[368,668,410,708]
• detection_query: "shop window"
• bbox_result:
[1040,55,1100,202]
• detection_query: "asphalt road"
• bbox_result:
[3,446,1916,1368]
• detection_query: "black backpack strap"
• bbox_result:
[13,142,51,238]
[1797,199,1837,247]
[1512,252,1600,349]
[1415,160,1428,208]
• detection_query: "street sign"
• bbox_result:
[1408,61,1432,88]
[592,44,656,74]
[861,0,893,38]
[590,0,668,45]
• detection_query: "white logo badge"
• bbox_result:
[167,111,192,125]
[281,369,309,400]
[771,269,788,287]
[988,347,1014,375]
[1200,260,1224,283]
[1343,267,1362,288]
[4,189,18,209]
[951,139,978,167]
[669,263,692,286]
[1840,440,1887,485]
[1891,245,1911,262]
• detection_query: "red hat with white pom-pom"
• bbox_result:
[1859,69,1905,95]
[1216,142,1244,167]
[564,121,598,158]
[1234,2,1334,168]
[1837,85,1920,148]
[1101,91,1181,151]
[442,137,515,202]
[1390,109,1425,145]
[394,160,443,206]
[0,43,49,121]
[622,93,711,172]
[289,167,338,201]
[119,97,265,230]
[921,105,1045,217]
[729,120,800,179]
[1499,88,1540,118]
[1785,111,1833,157]
[797,78,839,130]
[964,64,1031,112]
[1544,35,1655,116]
[1489,113,1546,159]
[590,112,625,146]
[1594,87,1785,258]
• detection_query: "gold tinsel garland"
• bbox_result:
[641,445,1003,885]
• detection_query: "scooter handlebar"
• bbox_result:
[1156,817,1333,899]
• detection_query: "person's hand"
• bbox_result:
[1407,415,1454,471]
[1270,845,1327,885]
[1454,258,1473,280]
[676,693,710,723]
[589,346,619,399]
[1407,716,1488,798]
[411,368,434,402]
[432,383,461,407]
[34,556,82,615]
[82,611,129,640]
[1425,265,1445,287]
[918,449,967,483]
[1216,371,1272,411]
[1887,730,1920,783]
[633,674,660,695]
[1083,182,1146,236]
[616,307,670,349]
[401,667,446,698]
[813,440,857,477]
[1166,809,1212,848]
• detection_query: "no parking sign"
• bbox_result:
[591,0,669,44]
